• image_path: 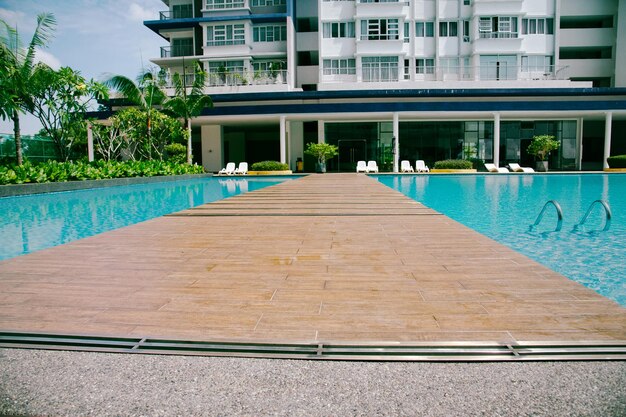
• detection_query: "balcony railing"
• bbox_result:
[159,9,194,20]
[478,31,519,39]
[160,46,195,58]
[162,70,289,88]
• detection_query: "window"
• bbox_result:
[463,20,470,42]
[251,0,286,5]
[206,24,245,46]
[404,58,410,79]
[416,58,435,74]
[322,21,356,38]
[464,0,470,4]
[322,58,356,75]
[439,21,458,37]
[205,0,244,9]
[252,60,286,74]
[173,4,193,17]
[440,57,459,74]
[404,22,410,42]
[361,19,399,40]
[521,55,553,73]
[253,25,287,42]
[208,60,245,85]
[521,18,554,35]
[362,56,398,81]
[171,38,193,57]
[479,16,518,38]
[415,21,434,37]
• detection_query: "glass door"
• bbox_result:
[337,139,367,172]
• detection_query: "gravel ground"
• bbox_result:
[1,348,625,417]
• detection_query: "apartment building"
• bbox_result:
[144,0,626,172]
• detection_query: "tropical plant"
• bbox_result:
[164,143,187,164]
[162,62,213,164]
[527,134,560,161]
[607,155,626,168]
[304,142,339,164]
[30,65,108,160]
[0,13,57,165]
[433,159,473,169]
[104,69,166,144]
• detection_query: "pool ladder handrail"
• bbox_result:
[529,200,563,232]
[573,200,612,232]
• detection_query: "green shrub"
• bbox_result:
[468,158,485,171]
[0,160,205,185]
[250,161,289,171]
[433,159,473,169]
[607,155,626,168]
[165,143,187,164]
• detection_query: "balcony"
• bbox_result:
[162,69,289,90]
[159,9,194,20]
[160,45,195,58]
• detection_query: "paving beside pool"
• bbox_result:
[0,173,624,345]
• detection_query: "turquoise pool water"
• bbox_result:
[377,174,626,307]
[0,177,290,261]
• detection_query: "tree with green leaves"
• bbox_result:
[0,13,56,165]
[104,70,166,145]
[30,65,108,160]
[162,63,213,164]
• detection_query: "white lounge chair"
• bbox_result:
[416,160,429,172]
[235,162,248,175]
[484,163,509,173]
[508,163,535,173]
[356,160,367,173]
[218,162,236,175]
[400,160,414,172]
[366,160,378,173]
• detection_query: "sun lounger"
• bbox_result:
[400,160,414,172]
[356,160,367,173]
[235,162,248,175]
[218,162,236,175]
[416,160,429,172]
[508,163,535,173]
[484,163,509,173]
[366,161,379,173]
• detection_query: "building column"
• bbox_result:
[280,115,287,165]
[603,112,612,169]
[393,112,400,172]
[493,113,501,166]
[87,123,94,162]
[317,120,325,143]
[576,118,584,171]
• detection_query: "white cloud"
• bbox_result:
[34,48,62,70]
[128,3,155,22]
[0,8,26,26]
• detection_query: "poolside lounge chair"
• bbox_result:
[366,160,379,173]
[484,163,509,173]
[218,162,236,175]
[356,160,367,173]
[416,160,429,172]
[235,162,248,175]
[508,163,535,173]
[400,160,414,172]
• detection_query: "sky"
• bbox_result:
[0,0,166,134]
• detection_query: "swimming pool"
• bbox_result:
[0,177,290,261]
[376,174,626,307]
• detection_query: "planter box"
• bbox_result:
[247,170,293,176]
[430,169,477,173]
[603,168,626,172]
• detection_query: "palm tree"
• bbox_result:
[162,62,213,164]
[104,70,166,145]
[0,13,56,165]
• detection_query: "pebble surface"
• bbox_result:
[1,348,625,416]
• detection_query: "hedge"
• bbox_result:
[250,161,289,171]
[607,155,626,168]
[433,159,474,169]
[0,160,205,185]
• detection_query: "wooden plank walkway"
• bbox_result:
[0,174,624,344]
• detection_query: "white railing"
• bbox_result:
[162,70,289,88]
[478,31,519,39]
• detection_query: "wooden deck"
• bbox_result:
[0,173,624,344]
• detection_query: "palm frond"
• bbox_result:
[23,13,56,73]
[104,75,143,106]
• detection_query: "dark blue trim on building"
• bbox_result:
[201,99,626,117]
[144,13,288,35]
[209,87,626,103]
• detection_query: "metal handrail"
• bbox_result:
[529,200,563,232]
[574,200,612,232]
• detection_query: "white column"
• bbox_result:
[87,122,94,162]
[493,113,500,167]
[393,112,400,172]
[317,120,325,144]
[603,112,612,169]
[280,116,287,164]
[576,118,584,171]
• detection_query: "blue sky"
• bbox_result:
[0,0,166,134]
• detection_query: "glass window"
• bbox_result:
[361,19,399,40]
[362,56,399,82]
[253,24,287,42]
[207,24,245,46]
[322,22,355,38]
[322,58,356,75]
[416,58,435,74]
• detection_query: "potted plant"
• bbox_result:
[304,142,339,173]
[527,134,560,172]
